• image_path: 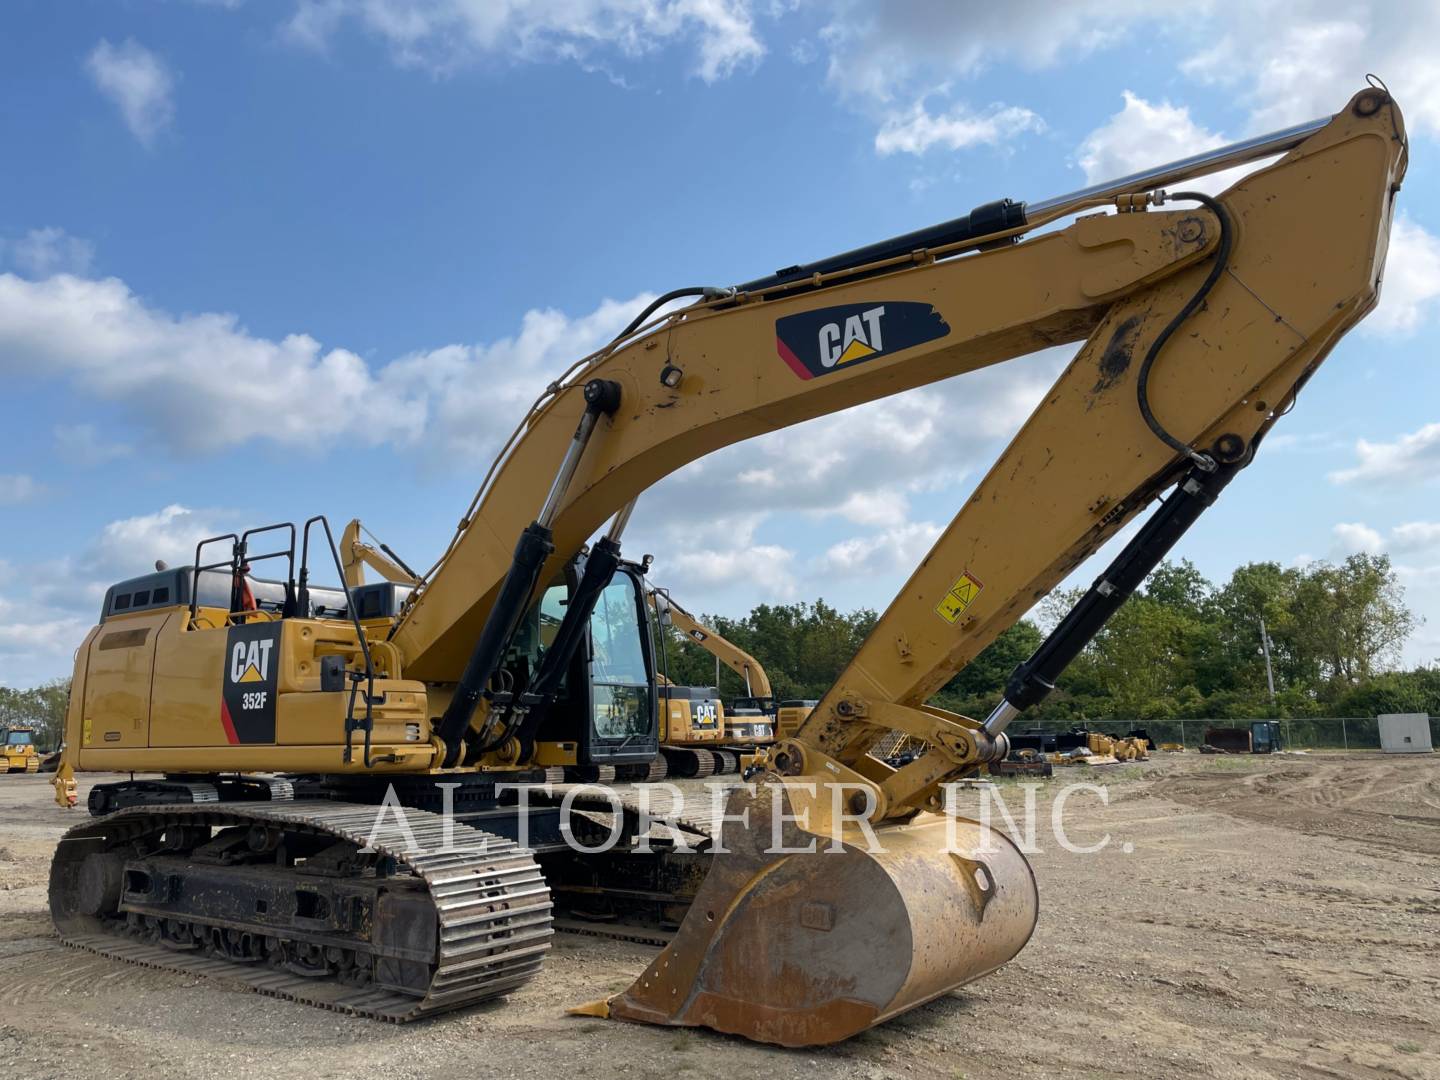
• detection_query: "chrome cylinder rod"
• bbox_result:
[1026,115,1331,218]
[537,409,600,528]
[605,497,638,542]
[981,698,1022,738]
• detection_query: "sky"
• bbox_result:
[4,0,1440,687]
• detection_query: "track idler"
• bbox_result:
[575,779,1037,1046]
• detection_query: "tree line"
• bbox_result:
[655,553,1437,725]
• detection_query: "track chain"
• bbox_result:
[51,801,553,1022]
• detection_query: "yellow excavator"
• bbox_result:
[647,585,813,752]
[49,87,1405,1046]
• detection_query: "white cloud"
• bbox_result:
[819,2,1440,158]
[284,0,764,82]
[1391,522,1440,552]
[829,490,909,527]
[373,297,650,463]
[85,38,176,147]
[1079,92,1220,186]
[0,595,89,685]
[656,513,799,599]
[0,270,644,459]
[1332,521,1384,554]
[671,544,796,595]
[814,520,941,579]
[818,1,1125,106]
[0,475,41,505]
[1332,520,1440,558]
[874,99,1042,156]
[5,228,95,277]
[1177,1,1440,136]
[1366,215,1440,337]
[1074,90,1281,199]
[92,504,230,579]
[1330,422,1440,486]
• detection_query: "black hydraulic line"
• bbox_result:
[434,379,622,767]
[613,287,735,343]
[379,542,419,581]
[988,457,1245,729]
[506,535,624,747]
[435,521,555,767]
[734,198,1026,296]
[1135,191,1233,473]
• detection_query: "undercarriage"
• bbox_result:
[51,774,721,1018]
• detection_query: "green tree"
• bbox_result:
[648,544,1422,735]
[652,600,876,701]
[1290,554,1417,691]
[1087,596,1202,719]
[1144,559,1211,617]
[1206,561,1304,698]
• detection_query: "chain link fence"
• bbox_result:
[1011,715,1440,751]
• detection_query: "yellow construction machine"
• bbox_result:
[647,585,815,774]
[1,725,40,773]
[49,87,1406,1046]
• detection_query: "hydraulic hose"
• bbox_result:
[1135,191,1234,472]
[613,287,735,344]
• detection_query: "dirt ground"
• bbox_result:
[1,752,1436,1080]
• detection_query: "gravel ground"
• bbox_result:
[0,752,1436,1080]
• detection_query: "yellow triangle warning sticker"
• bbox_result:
[238,663,264,683]
[934,571,985,625]
[836,339,876,365]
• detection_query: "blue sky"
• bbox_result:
[4,0,1440,686]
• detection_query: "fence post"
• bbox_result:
[1341,717,1348,751]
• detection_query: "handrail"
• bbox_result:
[301,515,379,768]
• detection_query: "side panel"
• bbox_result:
[148,619,235,747]
[662,695,723,744]
[80,612,166,748]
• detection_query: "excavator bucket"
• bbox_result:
[575,781,1037,1046]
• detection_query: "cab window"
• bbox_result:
[590,577,651,739]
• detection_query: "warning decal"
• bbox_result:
[934,571,985,625]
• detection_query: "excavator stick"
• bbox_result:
[576,782,1036,1046]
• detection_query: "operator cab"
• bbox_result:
[512,554,659,767]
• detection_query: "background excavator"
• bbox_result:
[646,585,931,776]
[48,86,1405,1047]
[650,584,817,754]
